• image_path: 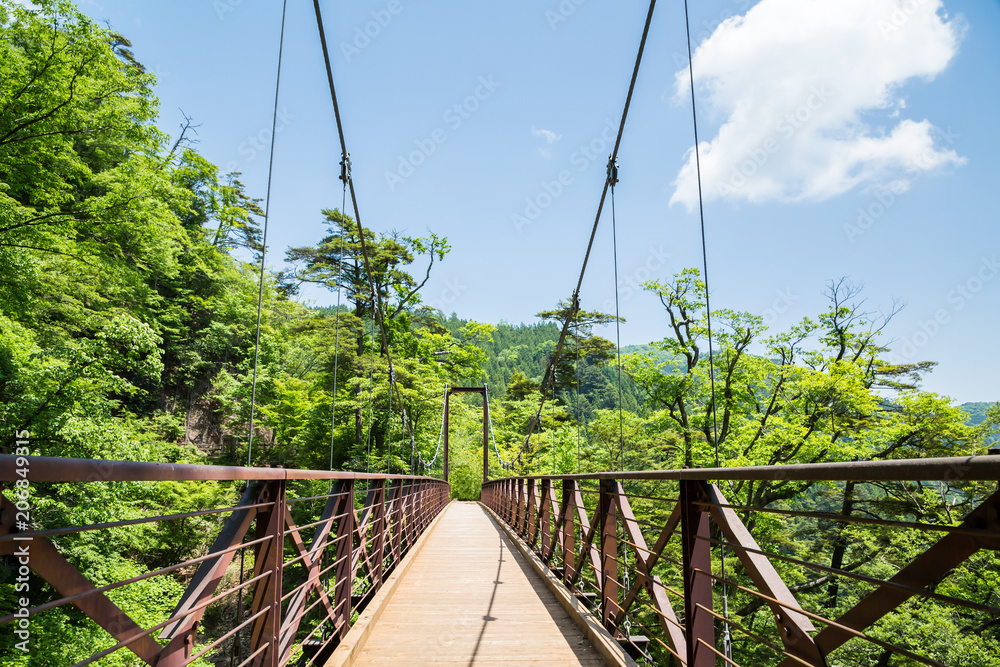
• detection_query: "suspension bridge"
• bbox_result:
[3,448,999,665]
[2,0,998,665]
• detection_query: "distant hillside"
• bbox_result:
[961,402,995,426]
[437,314,646,415]
[961,402,998,446]
[620,343,679,367]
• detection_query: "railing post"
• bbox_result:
[539,479,552,558]
[250,480,285,667]
[598,478,619,632]
[681,480,714,667]
[334,480,354,638]
[371,480,387,589]
[389,479,403,566]
[515,479,524,533]
[509,478,517,526]
[418,480,427,531]
[503,479,512,524]
[562,479,576,587]
[403,479,415,550]
[527,478,538,546]
[509,478,516,525]
[411,481,420,534]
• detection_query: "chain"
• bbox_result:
[484,384,513,469]
[413,386,448,472]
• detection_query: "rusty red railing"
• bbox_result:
[0,455,450,666]
[481,456,1000,666]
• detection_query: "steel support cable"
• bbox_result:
[247,0,290,466]
[519,0,658,464]
[311,0,417,466]
[366,311,375,474]
[682,0,731,658]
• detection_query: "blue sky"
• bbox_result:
[73,0,999,404]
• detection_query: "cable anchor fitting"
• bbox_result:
[340,152,352,184]
[607,156,619,187]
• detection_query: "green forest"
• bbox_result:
[1,1,998,665]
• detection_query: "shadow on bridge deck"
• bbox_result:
[348,501,608,665]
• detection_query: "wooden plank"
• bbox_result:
[347,502,614,666]
[483,503,637,667]
[325,498,451,667]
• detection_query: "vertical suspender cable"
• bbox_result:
[608,158,626,472]
[246,0,289,466]
[387,368,393,474]
[328,156,350,472]
[366,312,375,474]
[609,158,633,639]
[682,0,732,659]
[575,318,582,473]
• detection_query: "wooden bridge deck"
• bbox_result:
[350,502,608,665]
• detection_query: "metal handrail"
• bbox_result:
[0,457,451,666]
[490,454,1000,482]
[0,454,445,482]
[481,460,1000,667]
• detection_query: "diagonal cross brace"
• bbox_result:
[1,494,162,664]
[160,481,262,641]
[706,483,824,665]
[278,493,340,662]
[776,486,1000,666]
[613,484,687,659]
[567,483,604,594]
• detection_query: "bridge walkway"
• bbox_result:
[350,502,608,665]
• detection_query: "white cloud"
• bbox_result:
[531,126,562,158]
[670,0,964,209]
